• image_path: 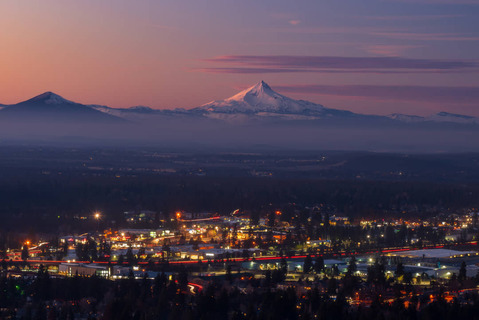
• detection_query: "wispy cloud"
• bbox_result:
[259,25,479,43]
[385,0,479,4]
[195,67,314,74]
[273,84,479,105]
[365,14,465,21]
[362,44,424,57]
[372,32,479,41]
[199,55,478,74]
[270,13,301,26]
[196,67,463,75]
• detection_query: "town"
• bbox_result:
[2,205,479,318]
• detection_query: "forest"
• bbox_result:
[0,172,478,232]
[2,261,479,320]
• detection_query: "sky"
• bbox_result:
[0,0,479,116]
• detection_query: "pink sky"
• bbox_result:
[1,0,478,116]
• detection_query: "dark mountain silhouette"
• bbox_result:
[0,92,123,123]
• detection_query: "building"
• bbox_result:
[58,263,110,278]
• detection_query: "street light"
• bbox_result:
[94,211,101,231]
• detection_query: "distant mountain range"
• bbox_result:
[98,81,478,124]
[0,81,477,124]
[0,81,478,152]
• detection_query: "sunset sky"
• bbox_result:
[1,0,479,116]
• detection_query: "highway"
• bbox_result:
[14,241,478,267]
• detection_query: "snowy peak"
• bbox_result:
[231,81,279,100]
[387,113,425,123]
[127,106,155,113]
[225,81,284,106]
[27,92,74,105]
[198,81,326,115]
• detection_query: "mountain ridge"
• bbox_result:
[0,83,477,125]
[0,91,124,123]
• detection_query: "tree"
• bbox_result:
[118,254,124,265]
[403,272,413,285]
[62,241,69,257]
[396,261,405,278]
[458,261,467,283]
[162,240,171,257]
[88,239,98,261]
[178,267,188,289]
[347,256,357,276]
[126,246,136,265]
[314,256,325,274]
[226,265,233,283]
[303,255,313,274]
[242,249,250,260]
[75,243,84,261]
[323,212,330,228]
[272,269,286,284]
[21,245,29,261]
[263,270,272,287]
[367,259,386,286]
[331,265,339,277]
[280,257,288,276]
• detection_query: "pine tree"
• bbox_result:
[303,255,313,274]
[396,262,405,278]
[458,261,467,282]
[347,256,357,275]
[21,245,29,261]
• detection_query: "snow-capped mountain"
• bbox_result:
[0,83,478,152]
[0,83,477,126]
[196,81,332,115]
[11,82,469,127]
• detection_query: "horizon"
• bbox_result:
[1,80,477,119]
[1,1,479,116]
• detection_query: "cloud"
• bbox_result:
[386,0,479,4]
[372,32,479,41]
[362,45,424,57]
[273,84,479,105]
[200,55,478,74]
[195,67,314,74]
[196,67,463,75]
[365,14,465,20]
[270,13,301,26]
[259,25,479,43]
